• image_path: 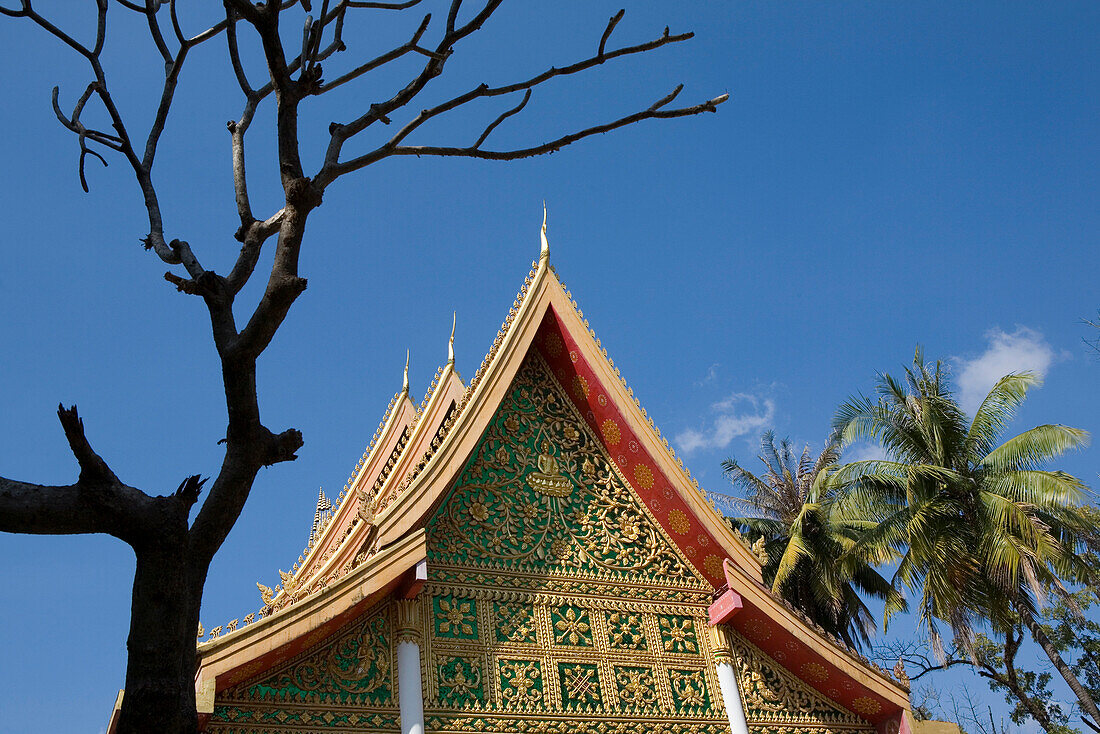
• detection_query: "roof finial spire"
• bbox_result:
[447,311,456,364]
[309,487,332,546]
[540,201,550,265]
[401,349,410,394]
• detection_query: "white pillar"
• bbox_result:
[395,599,424,734]
[709,624,749,734]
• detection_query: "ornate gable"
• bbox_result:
[427,351,705,592]
[212,600,399,733]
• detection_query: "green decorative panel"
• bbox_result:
[607,611,647,650]
[613,665,659,711]
[551,605,593,646]
[659,614,701,655]
[427,354,700,588]
[437,654,486,707]
[421,353,730,732]
[494,602,537,644]
[244,609,392,705]
[433,595,478,640]
[208,598,399,733]
[498,659,544,708]
[558,661,602,709]
[668,669,711,715]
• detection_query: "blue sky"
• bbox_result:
[1,2,1098,731]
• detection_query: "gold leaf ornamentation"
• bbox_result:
[669,509,691,535]
[600,418,621,445]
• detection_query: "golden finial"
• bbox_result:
[539,202,549,264]
[257,582,274,606]
[401,349,410,394]
[278,569,297,595]
[447,311,456,364]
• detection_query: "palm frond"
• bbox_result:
[981,425,1090,471]
[965,372,1037,458]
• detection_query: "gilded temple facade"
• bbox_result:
[184,224,913,734]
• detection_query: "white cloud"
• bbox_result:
[955,327,1065,416]
[693,363,720,387]
[842,442,888,463]
[676,392,775,454]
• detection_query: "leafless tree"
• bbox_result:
[0,1,725,731]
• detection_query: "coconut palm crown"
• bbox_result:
[721,430,904,650]
[832,347,1094,654]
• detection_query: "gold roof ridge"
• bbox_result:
[377,257,542,514]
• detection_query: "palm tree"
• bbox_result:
[721,430,904,650]
[833,347,1097,723]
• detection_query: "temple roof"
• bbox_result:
[195,219,910,725]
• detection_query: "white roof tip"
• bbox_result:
[540,202,549,264]
[447,311,456,364]
[401,349,410,394]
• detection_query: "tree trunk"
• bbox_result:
[985,670,1056,731]
[115,543,205,734]
[1026,613,1100,726]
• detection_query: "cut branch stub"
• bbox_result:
[266,429,304,466]
[57,404,119,486]
[174,475,208,508]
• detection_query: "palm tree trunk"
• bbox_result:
[1024,611,1100,726]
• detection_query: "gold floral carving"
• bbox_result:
[849,696,883,717]
[800,662,829,684]
[668,508,691,535]
[732,635,873,729]
[633,463,655,489]
[428,354,699,585]
[703,555,724,578]
[499,659,543,708]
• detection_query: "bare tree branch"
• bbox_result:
[320,0,506,171]
[330,87,726,179]
[0,405,162,541]
[57,404,119,486]
[225,10,255,96]
[472,87,529,149]
[346,0,424,9]
[315,12,432,95]
[598,8,625,57]
[141,0,173,65]
[167,0,186,47]
[226,210,286,295]
[315,11,708,188]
